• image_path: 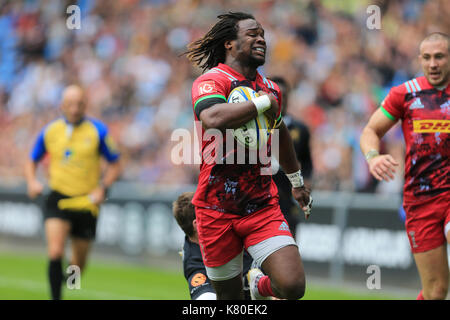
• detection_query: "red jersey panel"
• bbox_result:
[191,63,282,215]
[381,76,450,203]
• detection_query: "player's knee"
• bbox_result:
[276,277,305,300]
[426,284,448,300]
[48,247,65,260]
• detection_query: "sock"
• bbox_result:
[257,275,275,297]
[48,258,63,300]
[417,290,424,300]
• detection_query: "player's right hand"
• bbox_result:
[367,154,399,182]
[89,186,107,205]
[27,179,44,199]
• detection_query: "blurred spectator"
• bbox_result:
[0,0,448,193]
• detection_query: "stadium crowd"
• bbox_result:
[1,0,448,193]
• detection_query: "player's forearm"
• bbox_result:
[24,160,38,183]
[277,123,301,174]
[299,155,313,181]
[101,160,122,189]
[200,102,258,130]
[359,126,382,156]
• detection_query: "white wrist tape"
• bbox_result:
[286,169,304,188]
[252,95,271,114]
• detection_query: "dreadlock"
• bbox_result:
[184,12,255,72]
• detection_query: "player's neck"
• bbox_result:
[224,60,257,81]
[63,116,85,126]
[434,79,449,90]
[189,235,199,244]
[428,75,449,91]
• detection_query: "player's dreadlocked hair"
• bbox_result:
[184,12,255,72]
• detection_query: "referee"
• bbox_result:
[24,85,121,300]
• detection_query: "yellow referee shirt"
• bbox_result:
[30,117,120,196]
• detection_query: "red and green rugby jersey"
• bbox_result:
[381,76,450,203]
[190,63,282,215]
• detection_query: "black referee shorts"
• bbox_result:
[44,191,97,240]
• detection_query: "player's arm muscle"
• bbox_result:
[360,108,400,181]
[360,108,397,154]
[24,160,44,199]
[277,121,312,215]
[277,121,301,174]
[102,159,122,188]
[199,101,258,131]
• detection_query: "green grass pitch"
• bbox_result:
[0,250,407,300]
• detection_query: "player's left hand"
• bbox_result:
[292,186,313,219]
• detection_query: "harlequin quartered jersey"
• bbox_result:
[30,117,120,197]
[190,63,282,215]
[381,76,449,202]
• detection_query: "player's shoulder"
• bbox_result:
[259,74,282,103]
[261,75,280,91]
[85,117,109,137]
[393,76,428,94]
[194,65,234,84]
[192,65,233,101]
[43,118,66,135]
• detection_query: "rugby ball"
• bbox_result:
[227,86,273,150]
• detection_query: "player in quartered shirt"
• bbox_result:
[360,32,450,300]
[24,85,122,300]
[184,12,312,300]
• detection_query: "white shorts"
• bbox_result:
[205,235,297,281]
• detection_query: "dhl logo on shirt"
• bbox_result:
[413,120,450,133]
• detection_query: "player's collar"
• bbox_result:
[433,81,449,92]
[63,116,85,126]
[421,75,450,92]
[217,63,261,82]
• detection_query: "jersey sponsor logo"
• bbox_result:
[198,81,216,95]
[191,272,207,287]
[409,98,425,110]
[413,120,450,133]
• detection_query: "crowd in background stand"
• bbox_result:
[1,0,448,194]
